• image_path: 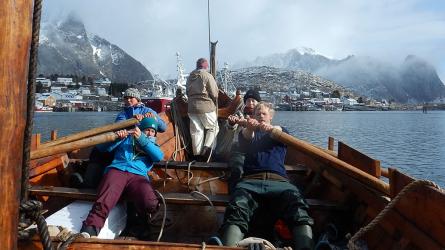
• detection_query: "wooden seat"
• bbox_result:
[29,186,344,210]
[153,161,309,175]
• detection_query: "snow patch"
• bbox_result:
[91,44,102,60]
[295,47,316,55]
[77,35,83,39]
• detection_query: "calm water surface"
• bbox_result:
[33,111,445,187]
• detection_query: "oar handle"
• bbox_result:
[31,132,118,160]
[40,118,139,148]
[269,128,390,195]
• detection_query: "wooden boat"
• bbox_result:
[1,1,445,249]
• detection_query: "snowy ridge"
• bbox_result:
[37,17,153,82]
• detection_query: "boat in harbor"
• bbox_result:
[2,1,445,250]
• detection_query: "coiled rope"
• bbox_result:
[347,179,441,250]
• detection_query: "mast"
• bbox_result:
[207,0,217,78]
[0,0,34,248]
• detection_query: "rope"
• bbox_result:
[154,190,167,242]
[196,172,225,187]
[57,233,86,250]
[347,180,441,249]
[190,190,214,207]
[18,200,53,250]
[163,160,169,191]
[21,0,43,203]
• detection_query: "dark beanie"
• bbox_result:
[243,89,261,103]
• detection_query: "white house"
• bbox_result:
[94,78,112,85]
[56,77,73,85]
[343,98,358,106]
[36,77,51,87]
[79,87,91,95]
[96,87,108,96]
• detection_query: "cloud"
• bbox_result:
[43,0,445,80]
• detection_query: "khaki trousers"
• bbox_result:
[189,111,219,156]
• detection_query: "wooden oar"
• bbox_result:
[31,132,118,160]
[40,118,139,148]
[270,128,390,195]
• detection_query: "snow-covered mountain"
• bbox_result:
[37,16,153,83]
[236,48,445,103]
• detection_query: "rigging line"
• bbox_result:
[207,0,211,57]
[22,0,43,203]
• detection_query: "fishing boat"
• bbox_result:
[2,1,445,250]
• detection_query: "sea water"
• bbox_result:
[33,111,445,187]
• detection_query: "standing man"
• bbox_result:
[218,102,314,250]
[186,58,219,161]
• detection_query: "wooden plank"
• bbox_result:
[154,161,228,171]
[338,141,381,178]
[20,237,240,250]
[0,0,34,248]
[31,133,41,150]
[328,136,334,151]
[50,130,57,140]
[28,186,343,210]
[388,168,415,198]
[29,154,69,178]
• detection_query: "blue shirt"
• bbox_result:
[115,104,167,133]
[239,127,288,178]
[97,134,164,177]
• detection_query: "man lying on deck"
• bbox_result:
[216,102,314,250]
[80,117,164,237]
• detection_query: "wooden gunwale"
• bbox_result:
[19,237,240,250]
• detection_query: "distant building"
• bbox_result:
[56,77,73,85]
[96,87,108,96]
[36,77,51,87]
[94,78,112,85]
[79,87,91,95]
[50,86,66,93]
[343,98,358,106]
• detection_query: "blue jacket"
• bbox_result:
[115,104,167,133]
[239,128,289,178]
[97,134,164,177]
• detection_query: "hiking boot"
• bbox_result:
[80,224,98,237]
[201,146,212,162]
[207,236,223,246]
[220,224,244,247]
[292,225,313,250]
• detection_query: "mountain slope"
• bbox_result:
[37,16,153,83]
[237,48,445,103]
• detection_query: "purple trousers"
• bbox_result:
[83,168,159,231]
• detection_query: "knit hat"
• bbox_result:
[243,89,261,103]
[124,88,141,101]
[138,117,158,132]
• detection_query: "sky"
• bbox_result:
[43,0,445,82]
